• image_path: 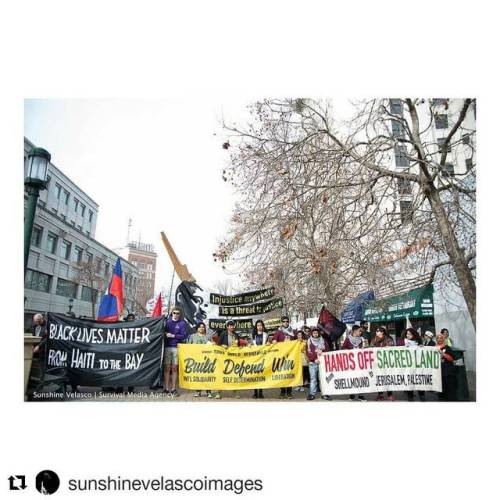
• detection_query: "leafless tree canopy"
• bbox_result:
[214,99,476,327]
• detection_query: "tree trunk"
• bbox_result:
[426,185,476,329]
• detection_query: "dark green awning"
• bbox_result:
[363,284,434,322]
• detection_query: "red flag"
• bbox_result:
[318,305,346,340]
[152,293,163,317]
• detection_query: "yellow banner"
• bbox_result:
[178,340,302,390]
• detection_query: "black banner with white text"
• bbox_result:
[46,313,164,387]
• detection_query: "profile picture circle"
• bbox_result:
[35,470,60,495]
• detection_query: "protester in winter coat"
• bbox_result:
[422,331,436,346]
[370,326,395,401]
[396,329,406,346]
[188,322,213,398]
[404,328,426,402]
[293,330,309,393]
[342,325,366,401]
[436,333,457,401]
[217,321,243,400]
[251,320,269,399]
[272,316,294,342]
[218,320,242,347]
[273,316,295,399]
[306,327,331,401]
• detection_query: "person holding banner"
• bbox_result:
[217,320,242,399]
[251,320,269,399]
[294,330,309,393]
[370,326,395,401]
[273,316,295,399]
[341,325,367,401]
[306,327,331,401]
[163,306,189,398]
[436,332,458,401]
[404,328,426,402]
[188,322,213,398]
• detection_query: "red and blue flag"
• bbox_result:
[97,257,124,321]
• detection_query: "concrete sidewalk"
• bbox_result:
[30,386,462,402]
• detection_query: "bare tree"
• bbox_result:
[215,98,476,328]
[73,257,106,319]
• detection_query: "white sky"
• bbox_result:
[24,98,254,296]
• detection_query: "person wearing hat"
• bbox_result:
[422,330,436,346]
[273,316,295,399]
[306,327,331,401]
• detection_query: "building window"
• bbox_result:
[81,204,86,217]
[437,138,451,153]
[73,198,79,212]
[394,145,409,167]
[63,190,70,205]
[46,232,58,254]
[56,278,77,298]
[104,262,110,277]
[88,210,94,223]
[86,252,93,264]
[443,163,455,176]
[435,114,449,129]
[397,178,412,195]
[60,240,72,260]
[73,246,83,263]
[400,200,413,224]
[25,269,52,293]
[81,285,97,302]
[389,99,403,115]
[55,183,62,200]
[391,119,404,139]
[31,225,42,248]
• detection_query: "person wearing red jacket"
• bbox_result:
[306,327,331,401]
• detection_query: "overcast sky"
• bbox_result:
[24,98,254,296]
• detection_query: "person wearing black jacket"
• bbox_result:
[216,321,241,399]
[217,321,241,348]
[436,333,457,401]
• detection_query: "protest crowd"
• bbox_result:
[29,305,459,402]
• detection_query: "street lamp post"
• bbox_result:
[24,147,51,273]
